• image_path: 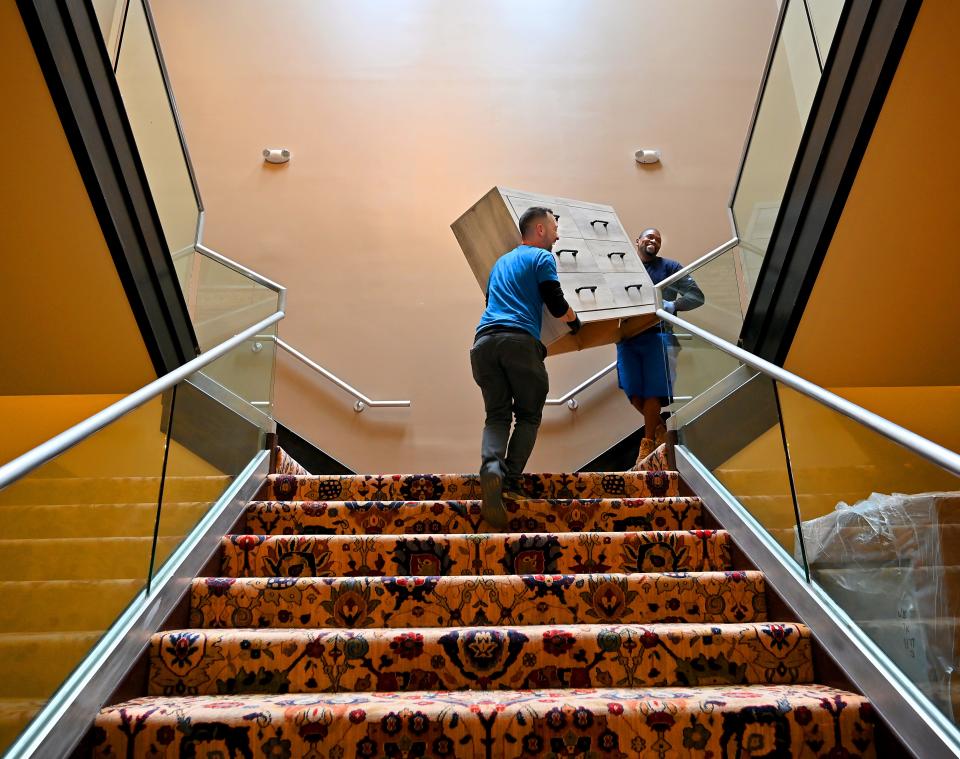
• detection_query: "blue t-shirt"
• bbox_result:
[476,245,559,340]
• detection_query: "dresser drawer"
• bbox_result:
[605,273,655,308]
[587,240,644,273]
[559,274,618,312]
[551,238,599,273]
[571,206,630,242]
[507,197,580,239]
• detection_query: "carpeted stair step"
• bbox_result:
[258,470,680,502]
[147,622,813,696]
[92,684,877,757]
[0,697,48,751]
[189,571,768,629]
[0,631,102,698]
[0,501,211,540]
[245,496,704,535]
[0,578,144,633]
[0,536,185,581]
[221,530,732,577]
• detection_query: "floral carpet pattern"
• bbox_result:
[92,456,877,758]
[221,530,733,578]
[189,571,768,629]
[246,496,703,536]
[258,471,680,503]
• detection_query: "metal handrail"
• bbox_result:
[275,338,411,413]
[656,237,739,291]
[546,361,617,409]
[0,311,284,491]
[196,244,287,311]
[659,310,960,477]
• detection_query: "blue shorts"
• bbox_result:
[616,330,677,404]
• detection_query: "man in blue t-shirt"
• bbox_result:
[471,207,581,528]
[617,228,704,468]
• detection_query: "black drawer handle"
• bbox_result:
[555,248,579,258]
[624,284,643,292]
[575,286,599,296]
[607,251,627,260]
[590,219,610,228]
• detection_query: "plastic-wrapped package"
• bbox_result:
[797,492,960,716]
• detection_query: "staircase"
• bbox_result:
[90,449,877,757]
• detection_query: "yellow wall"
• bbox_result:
[786,0,960,391]
[0,394,124,465]
[0,3,155,459]
[153,0,777,472]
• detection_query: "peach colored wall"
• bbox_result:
[786,0,960,391]
[152,1,777,472]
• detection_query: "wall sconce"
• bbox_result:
[263,148,291,164]
[634,149,661,165]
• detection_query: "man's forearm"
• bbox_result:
[671,277,705,311]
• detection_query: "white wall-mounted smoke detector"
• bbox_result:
[634,149,661,164]
[263,148,291,164]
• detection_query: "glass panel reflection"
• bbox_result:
[780,385,960,723]
[114,0,199,284]
[732,0,821,299]
[0,397,169,752]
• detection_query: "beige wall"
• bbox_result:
[153,0,777,472]
[0,3,154,451]
[786,0,960,390]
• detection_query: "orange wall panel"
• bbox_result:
[0,3,154,397]
[785,0,960,391]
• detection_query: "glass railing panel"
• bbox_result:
[806,0,845,64]
[150,342,273,581]
[666,326,742,417]
[666,245,748,343]
[738,242,767,302]
[91,0,126,64]
[190,253,281,351]
[0,397,170,753]
[114,0,199,287]
[778,385,960,723]
[731,0,821,299]
[671,333,800,562]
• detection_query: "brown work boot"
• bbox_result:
[480,469,507,529]
[654,423,668,446]
[631,437,657,471]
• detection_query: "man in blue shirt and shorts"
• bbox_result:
[617,228,704,468]
[471,207,581,528]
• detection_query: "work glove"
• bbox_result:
[567,316,582,335]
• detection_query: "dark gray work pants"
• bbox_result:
[470,330,549,480]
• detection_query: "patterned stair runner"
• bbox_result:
[92,463,877,757]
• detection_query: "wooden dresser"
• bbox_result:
[452,187,658,355]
